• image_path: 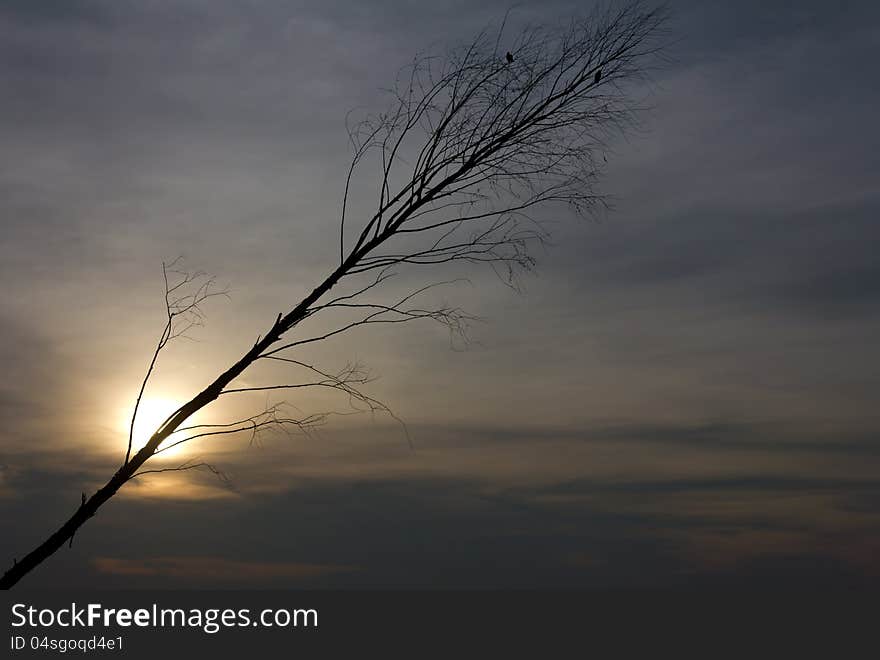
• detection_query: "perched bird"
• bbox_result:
[594,68,602,84]
[506,51,514,64]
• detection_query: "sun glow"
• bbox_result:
[125,396,189,458]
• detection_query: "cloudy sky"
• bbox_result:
[1,0,878,588]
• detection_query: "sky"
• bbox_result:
[1,0,879,588]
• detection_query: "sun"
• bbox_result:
[125,397,188,458]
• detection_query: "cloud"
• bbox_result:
[0,463,11,499]
[92,556,358,582]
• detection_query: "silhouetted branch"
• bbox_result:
[154,403,328,456]
[124,259,228,465]
[132,458,233,489]
[336,1,668,287]
[1,1,669,589]
[262,279,475,357]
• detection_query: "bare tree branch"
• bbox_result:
[124,259,229,465]
[132,458,233,490]
[2,1,670,589]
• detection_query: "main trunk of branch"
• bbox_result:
[0,466,130,589]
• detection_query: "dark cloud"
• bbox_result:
[4,471,878,588]
[0,0,110,26]
[532,475,880,497]
[0,315,66,450]
[92,556,358,583]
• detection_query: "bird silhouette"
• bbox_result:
[506,51,514,64]
[594,69,602,84]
